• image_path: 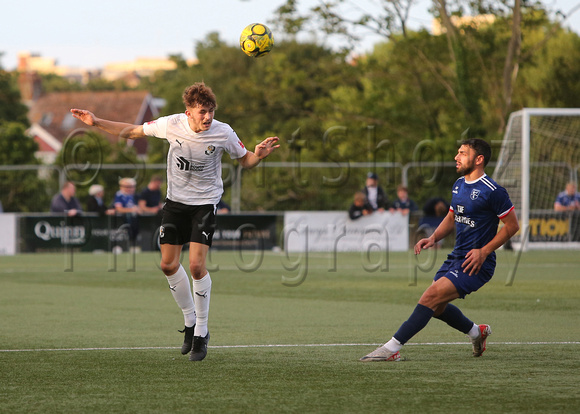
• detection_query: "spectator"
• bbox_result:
[554,182,580,212]
[419,197,450,248]
[391,185,418,216]
[50,181,82,216]
[349,191,373,220]
[423,197,450,218]
[139,175,164,215]
[363,172,389,211]
[114,177,140,242]
[86,184,115,216]
[216,198,231,214]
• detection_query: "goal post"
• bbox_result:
[493,108,580,250]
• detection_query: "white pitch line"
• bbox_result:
[1,341,579,353]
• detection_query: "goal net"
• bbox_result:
[493,108,580,250]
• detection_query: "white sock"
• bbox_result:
[193,272,212,337]
[383,337,403,353]
[467,323,480,340]
[166,265,196,327]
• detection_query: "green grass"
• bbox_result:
[1,249,579,413]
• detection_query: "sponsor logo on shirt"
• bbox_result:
[238,140,245,149]
[454,204,475,227]
[176,156,205,172]
[455,214,476,227]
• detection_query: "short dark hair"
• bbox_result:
[461,138,491,167]
[182,82,218,110]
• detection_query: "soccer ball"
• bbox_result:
[240,23,274,58]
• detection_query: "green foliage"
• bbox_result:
[7,3,578,213]
[0,70,29,125]
[144,34,363,210]
[38,73,83,93]
[0,122,39,165]
[0,122,51,212]
[514,24,580,108]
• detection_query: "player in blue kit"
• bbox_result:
[361,138,520,362]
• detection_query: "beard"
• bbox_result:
[456,159,476,176]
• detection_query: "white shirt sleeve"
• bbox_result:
[142,116,169,138]
[225,129,248,159]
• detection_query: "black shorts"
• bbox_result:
[159,199,216,246]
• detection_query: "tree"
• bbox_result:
[513,19,580,108]
[0,122,51,212]
[274,0,570,135]
[0,70,29,125]
[0,67,50,212]
[142,32,363,210]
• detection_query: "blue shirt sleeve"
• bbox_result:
[489,186,514,218]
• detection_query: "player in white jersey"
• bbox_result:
[361,138,519,362]
[71,82,279,361]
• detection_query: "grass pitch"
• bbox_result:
[1,249,579,413]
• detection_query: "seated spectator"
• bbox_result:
[50,181,82,216]
[114,178,140,243]
[217,198,231,214]
[363,172,389,211]
[349,191,373,220]
[391,185,418,216]
[139,175,164,215]
[86,184,115,216]
[554,182,580,212]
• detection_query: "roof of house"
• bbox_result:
[27,90,160,155]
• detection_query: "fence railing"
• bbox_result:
[1,162,578,213]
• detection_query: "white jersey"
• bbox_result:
[143,114,247,205]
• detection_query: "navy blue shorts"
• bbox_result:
[434,256,495,299]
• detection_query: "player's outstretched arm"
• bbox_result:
[70,109,146,140]
[414,210,455,255]
[238,136,280,169]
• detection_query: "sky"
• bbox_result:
[1,0,579,71]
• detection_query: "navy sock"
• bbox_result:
[434,303,474,334]
[393,304,434,345]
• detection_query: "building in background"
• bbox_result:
[15,52,175,162]
[432,14,495,35]
[27,90,165,163]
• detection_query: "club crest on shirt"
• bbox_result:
[205,145,216,155]
[470,189,480,200]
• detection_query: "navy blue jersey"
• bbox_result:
[450,174,514,261]
[113,191,137,208]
